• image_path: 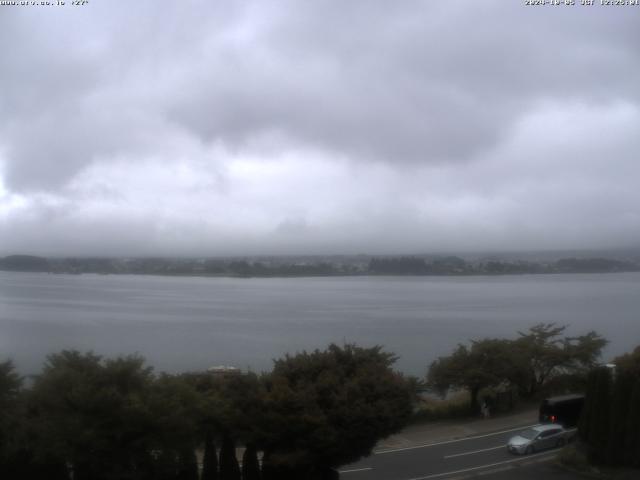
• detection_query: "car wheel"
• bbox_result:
[525,445,534,455]
[556,438,565,448]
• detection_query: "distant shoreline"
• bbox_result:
[1,252,639,280]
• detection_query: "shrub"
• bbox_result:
[557,442,602,477]
[410,391,471,423]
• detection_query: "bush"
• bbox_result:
[557,443,600,476]
[410,391,471,423]
[540,373,588,398]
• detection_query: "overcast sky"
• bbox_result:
[1,0,639,257]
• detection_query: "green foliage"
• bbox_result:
[1,343,413,478]
[427,338,522,412]
[514,323,607,397]
[0,360,22,399]
[411,392,471,423]
[27,350,199,480]
[615,346,640,468]
[623,381,640,467]
[176,448,199,480]
[260,343,413,472]
[427,324,607,412]
[579,367,612,463]
[201,431,219,480]
[182,370,265,445]
[579,346,640,468]
[0,360,27,478]
[219,435,241,480]
[0,360,22,442]
[606,370,635,465]
[613,345,640,378]
[148,373,201,450]
[241,444,261,480]
[538,372,588,397]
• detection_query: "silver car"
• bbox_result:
[507,424,567,455]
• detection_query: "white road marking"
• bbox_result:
[339,467,373,474]
[405,450,557,480]
[375,424,539,455]
[443,444,505,459]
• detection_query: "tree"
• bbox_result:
[176,447,199,480]
[148,374,202,480]
[259,344,413,477]
[201,431,219,480]
[427,325,608,413]
[0,360,22,445]
[0,360,29,479]
[578,346,640,467]
[427,339,518,413]
[241,444,261,480]
[612,345,640,377]
[613,346,640,467]
[579,367,612,464]
[28,351,163,480]
[605,369,635,465]
[623,379,640,467]
[219,435,241,480]
[183,370,264,480]
[513,323,606,398]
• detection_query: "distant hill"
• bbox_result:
[0,255,50,272]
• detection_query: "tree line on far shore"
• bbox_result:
[1,254,638,277]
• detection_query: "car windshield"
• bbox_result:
[518,429,539,440]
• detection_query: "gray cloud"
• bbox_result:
[1,0,639,255]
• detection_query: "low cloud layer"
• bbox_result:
[1,1,639,256]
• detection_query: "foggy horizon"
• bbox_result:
[2,245,640,261]
[2,2,639,256]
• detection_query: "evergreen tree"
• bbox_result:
[605,371,634,464]
[613,346,640,467]
[260,344,412,475]
[241,444,261,480]
[177,447,199,480]
[581,367,612,464]
[0,361,29,480]
[624,381,640,467]
[156,450,179,480]
[219,435,241,480]
[202,431,219,480]
[578,368,598,443]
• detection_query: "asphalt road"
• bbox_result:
[339,424,576,480]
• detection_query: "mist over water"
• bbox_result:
[1,271,639,377]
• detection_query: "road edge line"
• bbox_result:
[375,424,539,455]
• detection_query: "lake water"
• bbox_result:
[1,271,639,376]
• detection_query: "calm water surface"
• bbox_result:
[1,271,639,376]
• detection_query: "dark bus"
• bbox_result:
[539,394,584,428]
